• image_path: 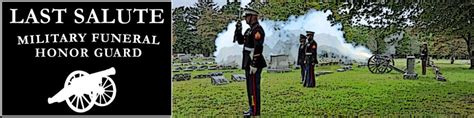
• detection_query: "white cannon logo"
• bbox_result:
[48,67,117,113]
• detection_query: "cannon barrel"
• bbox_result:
[88,67,116,78]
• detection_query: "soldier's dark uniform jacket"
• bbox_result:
[298,34,307,83]
[297,35,306,66]
[421,46,428,60]
[234,23,267,69]
[305,39,318,65]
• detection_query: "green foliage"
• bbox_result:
[431,35,469,59]
[250,1,307,21]
[417,1,473,37]
[325,1,420,55]
[342,26,369,46]
[172,6,200,54]
[172,3,239,56]
[416,1,473,67]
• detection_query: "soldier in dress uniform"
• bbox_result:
[234,8,266,116]
[420,42,429,75]
[298,34,307,84]
[303,31,318,87]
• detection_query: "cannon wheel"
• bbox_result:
[95,76,116,107]
[368,55,388,74]
[65,70,96,113]
[368,55,382,74]
[367,55,395,74]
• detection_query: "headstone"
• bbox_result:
[183,66,197,72]
[403,56,418,79]
[173,73,191,81]
[193,74,210,79]
[342,66,352,70]
[211,76,229,85]
[336,69,345,72]
[315,71,334,76]
[197,65,208,71]
[430,61,447,81]
[179,54,192,63]
[222,70,234,73]
[267,54,292,73]
[357,63,366,68]
[208,66,218,70]
[209,72,223,76]
[231,74,246,82]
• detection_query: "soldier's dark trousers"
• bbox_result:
[422,59,427,75]
[300,65,305,83]
[304,63,315,87]
[245,67,262,116]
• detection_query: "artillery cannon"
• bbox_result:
[48,67,117,113]
[367,54,418,79]
[367,54,404,74]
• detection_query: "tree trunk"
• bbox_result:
[466,33,473,69]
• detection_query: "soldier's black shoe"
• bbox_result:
[243,110,252,117]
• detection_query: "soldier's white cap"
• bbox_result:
[306,31,315,35]
[243,8,259,17]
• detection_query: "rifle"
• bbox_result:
[233,8,242,43]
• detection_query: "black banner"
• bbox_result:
[2,2,171,115]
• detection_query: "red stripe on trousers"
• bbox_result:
[252,74,257,115]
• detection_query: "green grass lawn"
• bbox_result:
[172,59,474,116]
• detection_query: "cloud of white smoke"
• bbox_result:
[214,9,373,67]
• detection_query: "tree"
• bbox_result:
[172,2,239,56]
[416,1,474,69]
[326,1,421,55]
[251,1,308,21]
[172,6,198,54]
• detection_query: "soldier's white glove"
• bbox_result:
[250,66,257,74]
[249,50,254,60]
[249,50,257,74]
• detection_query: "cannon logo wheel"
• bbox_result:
[65,71,96,113]
[95,76,117,107]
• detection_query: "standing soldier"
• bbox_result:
[420,42,428,75]
[303,31,318,87]
[234,8,266,116]
[298,34,307,84]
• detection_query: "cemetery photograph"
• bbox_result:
[171,0,474,116]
